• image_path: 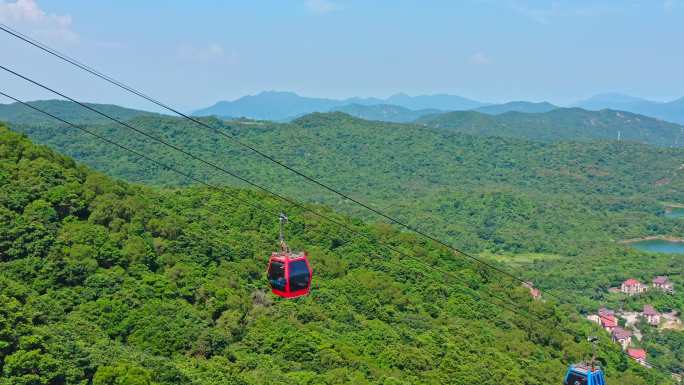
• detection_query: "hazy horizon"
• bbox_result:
[1,0,683,112]
[2,89,681,116]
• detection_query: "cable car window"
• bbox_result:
[268,261,286,291]
[564,373,587,385]
[289,260,310,291]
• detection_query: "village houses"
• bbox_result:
[598,308,618,332]
[584,277,677,359]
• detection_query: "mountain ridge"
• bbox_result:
[474,101,558,115]
[576,93,684,124]
[186,90,684,125]
[417,107,684,147]
[0,99,158,125]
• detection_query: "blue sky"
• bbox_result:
[0,0,683,111]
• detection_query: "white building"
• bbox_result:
[621,279,647,296]
[642,305,660,326]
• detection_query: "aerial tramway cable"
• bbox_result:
[1,25,678,376]
[0,86,672,378]
[0,89,544,329]
[10,30,635,358]
[0,63,531,307]
[0,22,560,299]
[0,22,663,323]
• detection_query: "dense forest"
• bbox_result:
[2,124,672,384]
[1,100,683,379]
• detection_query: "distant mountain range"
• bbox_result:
[193,91,338,121]
[194,91,684,125]
[575,93,684,124]
[364,92,485,111]
[416,108,684,147]
[2,99,682,148]
[192,91,487,121]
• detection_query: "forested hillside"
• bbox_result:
[1,124,668,384]
[4,102,683,371]
[416,108,684,147]
[4,104,681,258]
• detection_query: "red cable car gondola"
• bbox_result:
[267,213,312,298]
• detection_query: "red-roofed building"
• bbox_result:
[612,327,632,350]
[642,305,660,326]
[588,307,617,329]
[621,279,647,296]
[652,276,674,293]
[600,314,618,332]
[627,348,647,365]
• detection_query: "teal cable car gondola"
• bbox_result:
[564,336,606,385]
[564,364,606,385]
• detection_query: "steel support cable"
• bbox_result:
[0,89,546,334]
[2,29,676,375]
[8,24,614,327]
[0,23,562,300]
[5,24,660,323]
[0,64,539,316]
[2,83,672,377]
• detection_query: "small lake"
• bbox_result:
[665,207,684,219]
[630,240,684,254]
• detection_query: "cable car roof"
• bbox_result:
[271,251,307,259]
[569,363,602,374]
